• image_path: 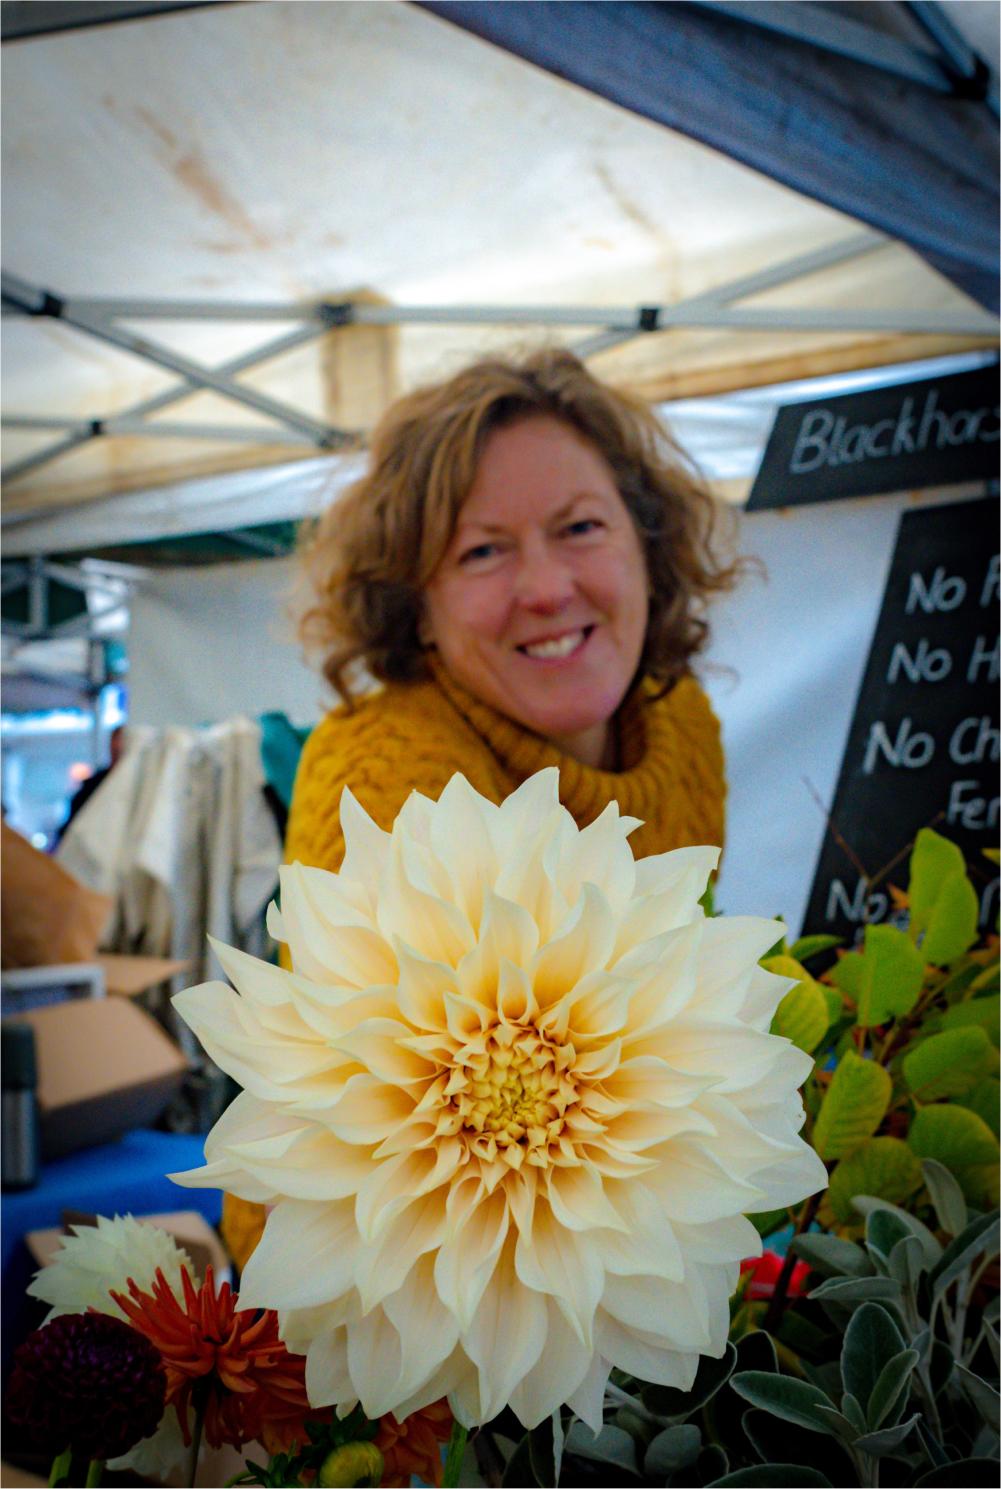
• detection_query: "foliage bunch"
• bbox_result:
[491,1163,998,1487]
[756,827,999,1241]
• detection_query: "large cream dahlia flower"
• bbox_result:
[172,769,826,1430]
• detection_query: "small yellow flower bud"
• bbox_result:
[316,1439,384,1488]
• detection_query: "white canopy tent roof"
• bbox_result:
[2,0,997,543]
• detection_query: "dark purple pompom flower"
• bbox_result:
[6,1312,166,1461]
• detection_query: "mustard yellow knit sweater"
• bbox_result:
[221,661,726,1268]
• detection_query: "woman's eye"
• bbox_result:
[563,518,602,537]
[458,542,499,564]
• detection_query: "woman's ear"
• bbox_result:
[417,607,435,649]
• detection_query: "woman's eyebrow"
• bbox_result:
[458,494,604,536]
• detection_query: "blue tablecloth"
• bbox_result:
[2,1128,222,1381]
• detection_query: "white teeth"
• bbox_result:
[521,630,585,660]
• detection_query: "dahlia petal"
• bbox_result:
[596,1310,700,1390]
[347,1306,404,1418]
[323,1074,418,1144]
[303,1325,354,1409]
[514,1205,603,1345]
[383,1255,461,1400]
[429,774,499,931]
[334,1019,433,1085]
[238,1200,360,1311]
[565,1350,611,1433]
[393,940,457,1029]
[464,1246,547,1422]
[338,784,391,898]
[280,862,398,986]
[740,962,798,1031]
[671,1215,762,1266]
[355,1150,439,1242]
[645,1145,766,1222]
[434,1189,509,1329]
[378,833,476,965]
[601,1271,711,1350]
[562,801,638,912]
[690,916,788,1018]
[459,891,540,1001]
[505,1301,593,1428]
[531,884,615,1008]
[546,1166,627,1234]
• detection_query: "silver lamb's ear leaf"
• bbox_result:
[921,1158,968,1236]
[643,1424,702,1478]
[866,1348,920,1431]
[790,1233,875,1278]
[887,1234,925,1289]
[854,1194,943,1267]
[564,1423,638,1473]
[729,1372,840,1436]
[954,1362,1001,1428]
[929,1212,1000,1298]
[841,1302,907,1413]
[853,1413,922,1456]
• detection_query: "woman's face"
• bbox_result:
[423,415,649,768]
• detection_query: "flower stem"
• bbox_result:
[443,1420,469,1488]
[48,1448,72,1487]
[84,1460,104,1488]
[185,1392,208,1489]
[762,1191,821,1335]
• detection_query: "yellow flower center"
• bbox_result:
[447,1024,576,1168]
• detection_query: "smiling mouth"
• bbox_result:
[517,626,594,660]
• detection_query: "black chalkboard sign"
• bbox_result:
[749,365,1000,510]
[801,496,999,944]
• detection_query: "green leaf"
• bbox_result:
[741,1409,856,1482]
[709,1469,834,1487]
[941,993,1001,1046]
[501,1437,536,1488]
[866,1348,919,1431]
[903,1026,998,1100]
[886,1233,925,1289]
[922,870,980,965]
[770,971,830,1054]
[643,1424,701,1477]
[916,1460,1001,1487]
[813,1050,892,1160]
[865,1208,918,1264]
[909,1104,1001,1169]
[855,924,926,1027]
[789,1233,875,1278]
[853,1412,921,1455]
[729,1372,840,1436]
[789,934,843,964]
[823,985,846,1025]
[840,1302,906,1411]
[839,1392,867,1436]
[852,1196,943,1267]
[956,1077,1001,1138]
[826,1137,923,1224]
[929,1211,1001,1297]
[527,1412,563,1488]
[698,1445,729,1483]
[734,1331,779,1374]
[954,1363,1001,1427]
[830,951,864,1000]
[921,1157,968,1235]
[640,1341,737,1417]
[564,1422,638,1473]
[909,828,967,939]
[747,1208,789,1239]
[809,1276,904,1307]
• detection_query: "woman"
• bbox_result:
[222,347,743,1268]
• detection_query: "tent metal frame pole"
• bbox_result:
[691,0,969,93]
[2,415,312,445]
[1,271,347,448]
[0,321,331,489]
[905,0,1000,118]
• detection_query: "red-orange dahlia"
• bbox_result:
[374,1399,453,1488]
[111,1265,313,1454]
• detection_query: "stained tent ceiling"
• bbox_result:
[1,0,998,524]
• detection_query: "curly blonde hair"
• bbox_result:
[299,348,744,704]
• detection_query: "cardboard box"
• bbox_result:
[96,953,191,998]
[5,999,188,1160]
[26,1209,231,1286]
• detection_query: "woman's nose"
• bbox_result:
[513,542,575,611]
